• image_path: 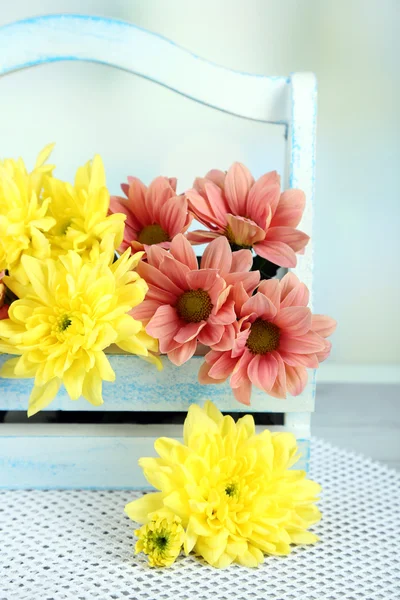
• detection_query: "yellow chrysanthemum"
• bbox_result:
[126,401,321,569]
[134,511,185,567]
[44,154,125,258]
[0,144,56,283]
[0,242,161,416]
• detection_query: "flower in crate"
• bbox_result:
[186,162,309,268]
[0,243,161,416]
[0,144,56,283]
[126,401,321,568]
[132,234,259,364]
[109,175,192,253]
[134,512,185,567]
[44,154,126,259]
[199,273,336,405]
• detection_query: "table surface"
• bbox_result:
[1,437,399,600]
[313,383,400,470]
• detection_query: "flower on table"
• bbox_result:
[134,512,185,567]
[132,235,259,365]
[44,154,125,259]
[186,162,309,268]
[109,175,192,253]
[0,240,161,416]
[199,273,336,405]
[0,144,56,284]
[126,401,321,569]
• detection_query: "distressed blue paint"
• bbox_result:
[0,14,288,82]
[0,14,290,125]
[0,436,311,489]
[0,353,316,413]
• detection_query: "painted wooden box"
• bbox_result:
[0,15,317,489]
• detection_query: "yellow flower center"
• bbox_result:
[58,315,72,332]
[138,224,170,245]
[225,482,239,498]
[176,290,213,323]
[246,318,280,354]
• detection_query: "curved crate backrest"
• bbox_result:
[0,14,316,295]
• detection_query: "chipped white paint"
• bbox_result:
[0,15,317,487]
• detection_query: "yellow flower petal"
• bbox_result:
[28,379,61,417]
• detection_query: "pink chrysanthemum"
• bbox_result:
[132,235,259,365]
[186,163,309,268]
[110,176,192,253]
[199,273,336,405]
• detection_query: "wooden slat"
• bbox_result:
[0,14,290,124]
[0,354,316,413]
[0,423,310,489]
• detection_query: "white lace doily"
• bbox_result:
[1,438,399,600]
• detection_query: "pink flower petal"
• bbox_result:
[230,350,253,389]
[246,177,280,227]
[225,271,260,295]
[231,249,253,273]
[136,261,182,298]
[280,282,310,309]
[268,351,287,398]
[265,226,309,253]
[248,353,278,393]
[210,299,236,325]
[257,279,281,311]
[160,195,189,237]
[168,338,198,366]
[204,181,230,225]
[130,299,163,322]
[127,177,152,226]
[316,339,332,362]
[186,230,222,244]
[285,365,308,396]
[186,269,220,292]
[226,214,265,246]
[253,240,297,268]
[241,292,277,321]
[146,245,169,269]
[270,189,306,228]
[198,323,224,347]
[231,282,250,316]
[146,176,175,221]
[225,162,254,214]
[186,189,225,229]
[146,305,181,351]
[232,329,250,358]
[279,351,319,368]
[174,321,206,344]
[200,236,232,272]
[212,284,231,314]
[208,352,237,379]
[204,169,226,190]
[198,360,225,384]
[159,255,190,291]
[211,323,236,351]
[279,331,326,354]
[274,306,312,336]
[311,314,337,338]
[232,380,252,405]
[145,284,179,305]
[170,234,198,270]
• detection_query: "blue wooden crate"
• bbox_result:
[0,14,317,489]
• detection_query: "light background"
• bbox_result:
[0,0,399,380]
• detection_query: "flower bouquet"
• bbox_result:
[0,146,335,415]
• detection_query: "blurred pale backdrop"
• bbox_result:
[0,0,399,381]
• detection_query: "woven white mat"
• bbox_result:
[1,438,399,600]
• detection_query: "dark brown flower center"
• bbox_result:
[176,290,213,323]
[138,224,170,245]
[246,318,280,354]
